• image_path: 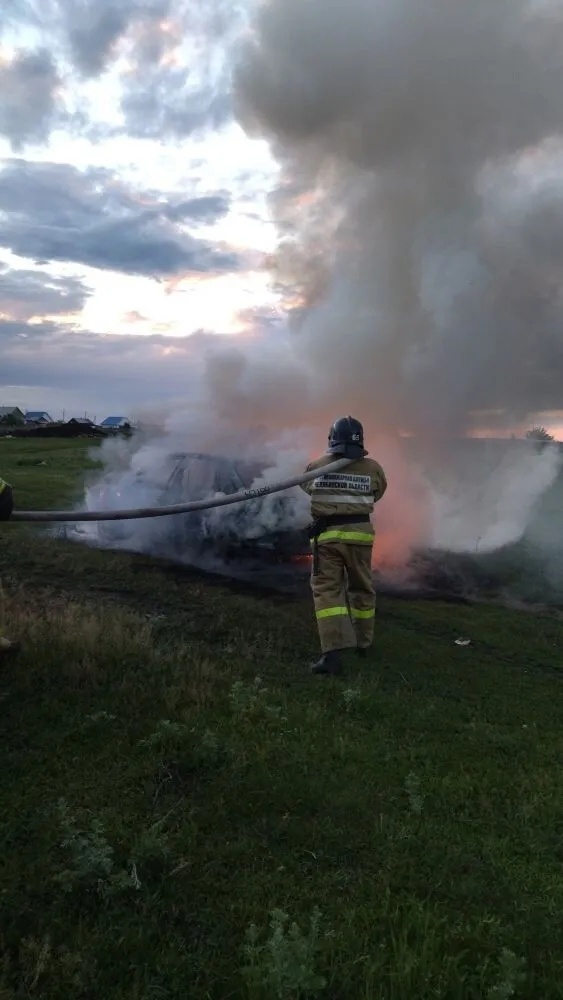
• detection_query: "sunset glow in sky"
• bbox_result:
[1,0,563,438]
[0,1,286,418]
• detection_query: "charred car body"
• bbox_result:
[85,451,312,564]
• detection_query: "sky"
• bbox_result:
[2,0,563,439]
[0,0,285,420]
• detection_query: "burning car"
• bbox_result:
[86,450,312,564]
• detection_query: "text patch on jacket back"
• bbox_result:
[312,473,372,493]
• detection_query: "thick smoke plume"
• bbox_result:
[231,0,563,585]
[234,0,563,432]
[81,0,563,599]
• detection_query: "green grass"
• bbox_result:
[0,436,102,511]
[1,438,563,998]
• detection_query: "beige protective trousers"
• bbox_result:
[311,541,375,653]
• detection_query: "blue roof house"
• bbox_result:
[100,416,133,429]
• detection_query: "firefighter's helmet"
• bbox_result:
[326,416,366,459]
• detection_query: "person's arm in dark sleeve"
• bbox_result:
[373,465,387,503]
[299,462,315,495]
[0,479,14,520]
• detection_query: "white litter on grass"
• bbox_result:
[454,638,471,647]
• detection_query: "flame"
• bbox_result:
[373,526,412,572]
[289,541,407,580]
[290,553,312,567]
[289,539,409,573]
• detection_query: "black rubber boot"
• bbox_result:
[311,650,343,676]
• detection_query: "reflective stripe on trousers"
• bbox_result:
[311,541,376,653]
[316,606,375,620]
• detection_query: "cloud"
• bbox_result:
[0,318,63,344]
[65,0,171,78]
[0,317,232,413]
[120,68,232,140]
[120,20,228,138]
[115,1,247,139]
[163,194,231,224]
[2,1,245,146]
[0,48,62,149]
[3,0,172,77]
[0,160,244,277]
[0,266,90,320]
[0,298,305,420]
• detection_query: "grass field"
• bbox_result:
[1,438,563,998]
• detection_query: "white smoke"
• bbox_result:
[231,0,563,579]
[74,379,315,569]
[422,440,562,553]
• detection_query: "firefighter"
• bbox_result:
[0,476,19,656]
[301,417,387,675]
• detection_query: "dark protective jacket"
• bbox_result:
[301,454,387,546]
[0,478,13,520]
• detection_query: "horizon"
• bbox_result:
[2,2,563,441]
[2,402,562,445]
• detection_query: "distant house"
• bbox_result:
[67,417,95,427]
[100,416,133,430]
[25,411,54,424]
[0,406,25,425]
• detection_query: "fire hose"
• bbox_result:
[9,457,354,523]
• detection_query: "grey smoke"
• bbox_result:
[81,0,563,594]
[235,0,563,577]
[234,0,563,432]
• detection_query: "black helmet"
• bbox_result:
[327,416,366,459]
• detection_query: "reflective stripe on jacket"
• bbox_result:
[317,527,374,545]
[301,454,387,545]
